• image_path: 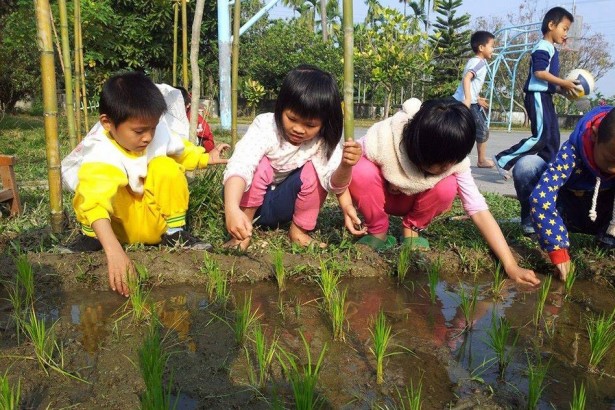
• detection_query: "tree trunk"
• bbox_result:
[189,0,206,143]
[35,0,63,232]
[230,0,240,148]
[342,0,354,141]
[383,89,392,119]
[320,0,327,42]
[73,0,82,140]
[172,0,179,86]
[181,0,189,89]
[58,0,76,148]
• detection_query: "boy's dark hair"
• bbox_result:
[541,6,573,35]
[175,86,191,107]
[597,108,615,144]
[274,65,343,160]
[99,71,167,126]
[403,99,475,170]
[470,31,495,54]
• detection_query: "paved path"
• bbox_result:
[233,124,540,197]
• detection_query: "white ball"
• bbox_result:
[565,68,595,100]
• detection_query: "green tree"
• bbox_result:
[428,0,470,98]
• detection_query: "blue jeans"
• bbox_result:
[512,155,547,225]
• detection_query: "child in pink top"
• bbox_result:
[224,65,361,250]
[338,98,540,286]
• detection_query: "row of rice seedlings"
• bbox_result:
[234,293,260,345]
[491,262,505,298]
[586,308,615,372]
[397,245,413,285]
[564,261,577,297]
[370,310,393,385]
[427,257,441,305]
[278,332,327,410]
[138,318,176,410]
[526,355,549,410]
[458,285,479,331]
[318,260,340,310]
[532,275,552,328]
[570,383,586,410]
[272,248,286,292]
[248,324,279,388]
[486,314,518,378]
[0,373,21,410]
[202,255,230,305]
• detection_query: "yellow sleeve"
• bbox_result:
[73,162,128,226]
[170,140,210,171]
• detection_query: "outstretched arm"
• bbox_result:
[92,218,133,297]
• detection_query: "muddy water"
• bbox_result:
[2,269,615,409]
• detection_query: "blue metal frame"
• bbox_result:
[485,21,542,132]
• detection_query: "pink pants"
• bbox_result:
[349,156,457,234]
[239,157,327,230]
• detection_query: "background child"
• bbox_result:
[493,7,578,234]
[530,106,615,281]
[176,86,216,152]
[453,30,496,169]
[223,65,362,250]
[339,98,540,286]
[61,71,228,296]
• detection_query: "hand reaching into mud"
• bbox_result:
[555,261,571,282]
[343,204,367,236]
[505,265,541,287]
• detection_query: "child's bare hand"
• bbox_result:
[341,141,362,167]
[555,261,571,282]
[478,97,489,109]
[208,143,230,165]
[106,248,133,297]
[561,79,580,94]
[343,204,367,236]
[506,265,540,287]
[226,208,253,241]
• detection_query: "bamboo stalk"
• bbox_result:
[77,1,88,130]
[35,0,64,233]
[189,0,206,143]
[230,0,240,148]
[342,0,354,141]
[49,8,65,75]
[73,0,82,141]
[172,0,179,87]
[181,0,188,88]
[59,0,77,148]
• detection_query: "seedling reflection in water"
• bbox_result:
[427,257,441,304]
[278,332,327,410]
[586,307,615,372]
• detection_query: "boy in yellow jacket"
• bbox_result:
[62,71,228,296]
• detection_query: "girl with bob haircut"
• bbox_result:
[339,98,540,286]
[223,65,362,250]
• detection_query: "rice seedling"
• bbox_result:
[492,262,505,298]
[328,287,348,342]
[586,308,615,372]
[370,310,393,385]
[128,264,152,322]
[139,319,173,410]
[278,332,327,410]
[0,373,20,410]
[272,248,286,292]
[396,378,422,410]
[526,355,549,410]
[318,260,340,309]
[15,254,34,307]
[486,314,518,378]
[397,244,413,284]
[22,309,57,373]
[250,324,279,388]
[202,255,230,306]
[426,257,441,304]
[458,285,478,331]
[570,382,586,410]
[532,275,552,328]
[233,293,260,345]
[564,261,577,297]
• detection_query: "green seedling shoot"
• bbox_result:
[533,275,552,328]
[458,284,478,331]
[587,307,615,372]
[234,293,260,345]
[272,248,286,292]
[397,244,412,284]
[486,314,518,378]
[526,355,549,410]
[329,287,347,342]
[370,310,393,385]
[0,373,21,410]
[570,382,586,410]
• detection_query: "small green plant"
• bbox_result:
[370,310,393,385]
[138,319,176,410]
[234,293,260,345]
[526,355,549,410]
[396,378,422,410]
[492,262,505,298]
[458,285,478,331]
[427,257,441,304]
[329,287,348,342]
[272,248,286,292]
[564,262,577,297]
[278,332,327,410]
[397,245,413,284]
[128,264,152,322]
[586,308,615,372]
[533,275,552,327]
[202,256,230,305]
[486,314,518,378]
[0,373,20,410]
[15,254,34,307]
[318,260,340,309]
[569,382,586,410]
[22,309,57,373]
[250,324,279,388]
